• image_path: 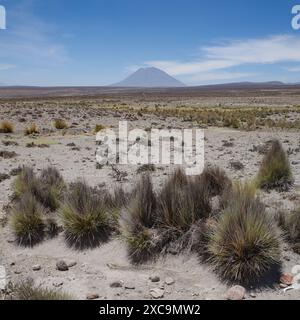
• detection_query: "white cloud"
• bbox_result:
[142,35,300,84]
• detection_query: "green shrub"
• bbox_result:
[54,119,68,130]
[11,193,45,246]
[256,140,293,191]
[207,183,280,284]
[278,209,300,254]
[59,181,110,249]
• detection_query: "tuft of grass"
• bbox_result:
[54,119,68,130]
[11,193,45,246]
[256,140,294,192]
[13,278,73,300]
[59,181,110,249]
[157,168,211,231]
[278,208,300,254]
[24,123,39,135]
[121,174,159,263]
[207,182,280,284]
[200,166,231,197]
[94,124,106,133]
[0,121,14,133]
[13,166,65,211]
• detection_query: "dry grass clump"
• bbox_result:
[13,166,65,211]
[54,119,68,130]
[24,123,39,135]
[12,278,72,300]
[278,209,300,254]
[122,169,220,264]
[59,181,110,249]
[0,121,14,133]
[11,193,45,246]
[256,140,293,192]
[94,124,106,133]
[207,182,280,284]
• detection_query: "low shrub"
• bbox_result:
[11,193,45,246]
[256,140,293,192]
[24,123,39,135]
[0,121,14,133]
[59,181,110,249]
[13,279,72,300]
[54,119,68,130]
[207,183,280,284]
[278,208,300,254]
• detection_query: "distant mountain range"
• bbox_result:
[113,67,186,87]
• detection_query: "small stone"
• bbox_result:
[110,280,123,288]
[225,285,246,300]
[86,293,99,300]
[66,261,77,268]
[14,270,22,274]
[56,260,69,271]
[165,277,175,285]
[150,288,165,299]
[280,273,293,286]
[149,275,160,282]
[279,283,288,288]
[249,292,256,298]
[53,281,63,287]
[32,265,41,271]
[125,283,135,290]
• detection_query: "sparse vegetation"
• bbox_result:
[59,181,110,249]
[11,193,45,246]
[0,121,14,133]
[256,140,294,191]
[207,182,280,284]
[24,123,39,135]
[12,278,73,300]
[94,124,106,133]
[54,119,68,130]
[278,209,300,254]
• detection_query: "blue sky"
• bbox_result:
[0,0,300,86]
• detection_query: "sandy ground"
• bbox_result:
[0,98,300,300]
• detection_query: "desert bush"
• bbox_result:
[207,182,280,284]
[54,119,68,130]
[13,166,65,211]
[0,121,14,133]
[11,193,45,246]
[59,181,110,249]
[94,124,106,133]
[200,166,231,197]
[256,140,293,192]
[157,169,211,231]
[121,174,159,263]
[24,123,39,135]
[278,209,300,254]
[13,278,72,300]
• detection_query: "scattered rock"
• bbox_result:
[230,161,244,170]
[165,277,175,285]
[225,285,246,300]
[53,281,63,287]
[150,288,165,299]
[86,293,99,300]
[110,280,123,288]
[280,273,293,286]
[14,270,22,274]
[56,260,69,271]
[66,261,77,268]
[149,275,160,283]
[125,283,135,290]
[32,264,41,271]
